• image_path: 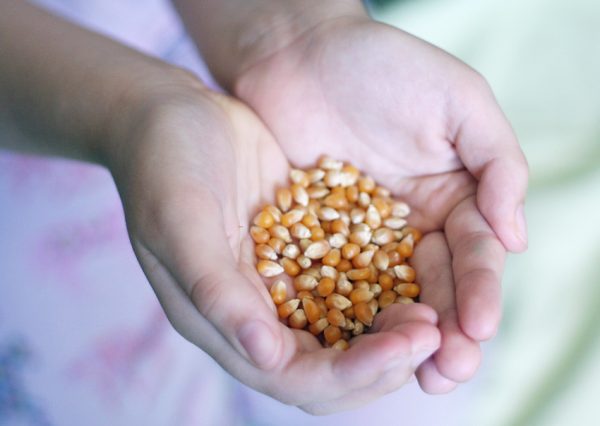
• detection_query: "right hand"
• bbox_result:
[108,76,441,414]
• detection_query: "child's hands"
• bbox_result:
[0,0,442,413]
[109,82,441,414]
[232,13,529,393]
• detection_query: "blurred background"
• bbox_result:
[1,0,599,424]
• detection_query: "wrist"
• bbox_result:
[229,0,369,90]
[103,66,208,178]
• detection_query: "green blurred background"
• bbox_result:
[370,0,600,425]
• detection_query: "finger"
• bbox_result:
[412,232,481,382]
[134,240,417,407]
[416,359,458,394]
[296,313,440,414]
[144,190,284,370]
[454,83,529,252]
[445,196,506,341]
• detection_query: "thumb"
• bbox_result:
[150,192,283,370]
[454,81,529,252]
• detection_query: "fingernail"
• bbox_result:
[515,204,528,248]
[237,320,278,369]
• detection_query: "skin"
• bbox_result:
[1,0,444,415]
[174,0,529,399]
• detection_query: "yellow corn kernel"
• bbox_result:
[289,309,307,329]
[326,293,352,311]
[372,197,392,219]
[281,209,305,227]
[314,296,328,316]
[373,250,389,271]
[370,283,382,298]
[394,264,416,282]
[270,280,287,305]
[309,226,325,241]
[331,219,350,236]
[276,188,292,212]
[316,277,336,297]
[303,267,321,280]
[358,191,371,208]
[341,319,355,331]
[323,192,349,210]
[318,155,344,171]
[343,306,355,319]
[403,226,423,243]
[308,317,329,335]
[368,299,379,316]
[253,210,275,228]
[290,223,312,239]
[297,290,313,300]
[387,250,403,267]
[332,339,350,351]
[372,227,395,245]
[350,288,374,305]
[365,205,382,229]
[347,268,370,281]
[304,240,330,259]
[307,185,330,199]
[294,274,318,291]
[384,217,407,230]
[291,183,309,207]
[289,169,309,188]
[317,206,340,221]
[282,243,300,259]
[352,250,375,269]
[267,237,285,254]
[336,273,353,296]
[307,168,326,183]
[394,283,420,298]
[349,224,372,247]
[341,243,360,260]
[373,186,391,198]
[301,213,320,228]
[322,248,341,267]
[250,226,270,244]
[354,302,373,327]
[358,176,375,193]
[320,265,338,281]
[353,280,370,291]
[378,272,394,291]
[391,201,411,218]
[324,325,342,345]
[277,299,300,319]
[353,321,365,336]
[350,207,365,224]
[263,205,282,223]
[398,234,414,258]
[346,186,359,203]
[378,290,397,309]
[281,257,301,277]
[269,224,292,243]
[257,260,284,277]
[336,259,353,273]
[303,297,322,324]
[367,263,379,283]
[255,243,278,261]
[296,254,311,269]
[327,309,346,328]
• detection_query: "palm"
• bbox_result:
[236,18,508,392]
[112,91,440,412]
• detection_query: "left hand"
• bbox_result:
[232,11,529,393]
